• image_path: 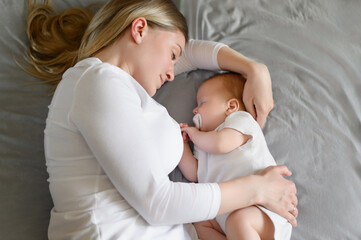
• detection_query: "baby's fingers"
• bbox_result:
[179,123,189,127]
[182,131,189,142]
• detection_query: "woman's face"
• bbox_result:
[132,28,185,96]
[193,80,229,131]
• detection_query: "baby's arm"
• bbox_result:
[182,126,251,155]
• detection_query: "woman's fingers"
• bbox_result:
[243,99,257,121]
[256,111,267,128]
[286,209,298,227]
[257,165,298,226]
[260,165,293,178]
[242,63,274,128]
[291,193,298,207]
[278,201,298,226]
[274,165,293,177]
[244,101,272,128]
[290,206,298,218]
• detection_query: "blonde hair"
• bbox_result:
[23,0,188,92]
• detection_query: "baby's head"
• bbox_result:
[193,73,246,131]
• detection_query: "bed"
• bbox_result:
[1,0,360,239]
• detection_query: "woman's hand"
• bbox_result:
[255,165,298,226]
[243,63,274,127]
[217,46,274,127]
[217,165,298,227]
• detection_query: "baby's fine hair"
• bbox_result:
[23,0,188,92]
[204,72,246,103]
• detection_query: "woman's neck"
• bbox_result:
[93,35,133,75]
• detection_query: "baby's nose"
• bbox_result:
[193,107,198,115]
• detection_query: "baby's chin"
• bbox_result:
[201,126,215,132]
[199,124,215,132]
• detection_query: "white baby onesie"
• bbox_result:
[194,111,292,240]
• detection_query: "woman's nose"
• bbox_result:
[193,107,198,115]
[166,73,174,81]
[166,64,175,81]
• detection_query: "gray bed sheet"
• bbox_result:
[1,0,360,239]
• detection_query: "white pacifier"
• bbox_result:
[192,113,202,129]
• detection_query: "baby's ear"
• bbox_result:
[226,98,240,115]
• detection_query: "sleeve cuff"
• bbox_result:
[208,183,221,219]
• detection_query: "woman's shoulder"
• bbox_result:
[77,58,130,80]
[70,58,136,90]
[69,58,150,103]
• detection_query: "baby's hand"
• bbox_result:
[179,123,190,142]
[180,123,199,142]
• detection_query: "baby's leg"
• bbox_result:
[225,206,275,240]
[193,219,226,240]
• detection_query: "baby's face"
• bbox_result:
[193,80,228,131]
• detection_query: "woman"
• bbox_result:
[25,0,297,239]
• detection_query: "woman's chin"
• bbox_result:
[148,88,157,97]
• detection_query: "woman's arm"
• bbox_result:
[217,46,274,127]
[175,40,274,127]
[182,123,298,225]
[178,141,198,182]
[174,39,225,75]
[70,68,221,226]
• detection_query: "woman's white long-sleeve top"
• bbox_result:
[45,40,225,240]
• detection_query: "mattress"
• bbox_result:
[1,0,360,239]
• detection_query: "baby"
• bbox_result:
[179,73,292,240]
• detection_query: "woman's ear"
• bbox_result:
[131,17,148,44]
[226,98,240,116]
